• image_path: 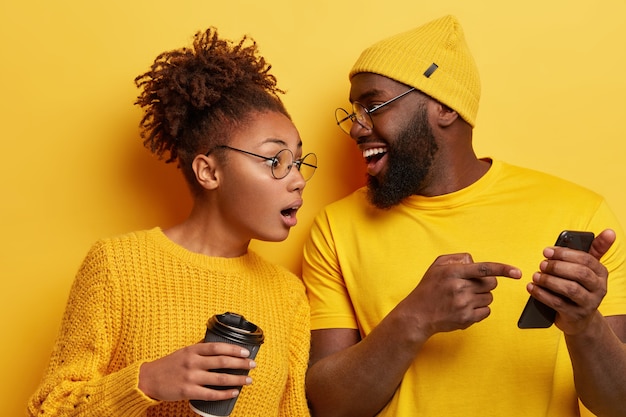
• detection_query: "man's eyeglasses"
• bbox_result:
[335,87,416,135]
[206,145,317,181]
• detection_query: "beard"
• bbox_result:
[367,105,438,209]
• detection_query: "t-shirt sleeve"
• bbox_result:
[302,209,359,330]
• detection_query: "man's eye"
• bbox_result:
[363,103,379,113]
[369,101,386,110]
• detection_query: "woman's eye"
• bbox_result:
[267,157,280,168]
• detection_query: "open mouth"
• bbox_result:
[280,203,301,228]
[281,207,298,217]
[362,146,388,176]
[363,147,387,163]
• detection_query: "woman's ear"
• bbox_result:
[192,154,220,190]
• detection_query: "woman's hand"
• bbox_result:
[138,342,256,402]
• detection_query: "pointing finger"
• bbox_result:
[467,262,522,280]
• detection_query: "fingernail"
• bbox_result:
[241,348,250,357]
[232,390,240,397]
[249,360,257,368]
[532,272,540,282]
[245,377,253,385]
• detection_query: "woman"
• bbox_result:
[28,27,316,416]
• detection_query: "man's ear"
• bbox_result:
[192,154,220,191]
[436,102,459,128]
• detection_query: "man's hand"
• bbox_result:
[528,229,616,335]
[401,253,522,338]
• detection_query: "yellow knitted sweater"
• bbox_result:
[28,228,311,417]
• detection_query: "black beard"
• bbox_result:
[367,106,438,209]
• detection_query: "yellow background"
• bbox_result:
[2,0,625,414]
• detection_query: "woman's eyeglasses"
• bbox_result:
[206,145,317,181]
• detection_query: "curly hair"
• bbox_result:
[134,27,289,189]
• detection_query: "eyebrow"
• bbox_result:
[350,88,386,104]
[264,138,303,150]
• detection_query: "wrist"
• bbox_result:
[387,307,431,351]
[563,310,606,341]
[138,361,158,400]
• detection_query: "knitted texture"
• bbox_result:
[28,228,311,417]
[349,15,481,126]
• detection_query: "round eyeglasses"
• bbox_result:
[206,145,317,181]
[335,87,416,135]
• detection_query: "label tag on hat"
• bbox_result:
[423,63,438,78]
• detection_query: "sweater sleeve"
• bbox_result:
[279,282,311,417]
[27,241,158,416]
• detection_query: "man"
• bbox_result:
[302,15,626,417]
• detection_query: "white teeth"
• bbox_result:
[362,147,387,159]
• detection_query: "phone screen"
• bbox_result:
[517,230,594,329]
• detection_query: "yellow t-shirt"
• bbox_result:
[29,228,311,417]
[303,160,626,417]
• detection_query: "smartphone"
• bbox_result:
[517,230,595,329]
